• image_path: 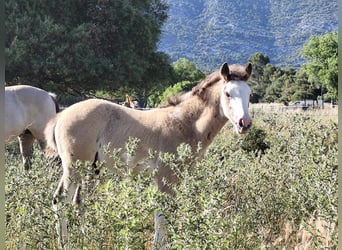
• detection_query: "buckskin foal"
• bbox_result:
[45,62,252,249]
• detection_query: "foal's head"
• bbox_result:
[219,62,252,134]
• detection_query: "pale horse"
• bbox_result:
[5,85,59,169]
[44,62,253,249]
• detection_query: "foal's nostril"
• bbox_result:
[239,118,252,129]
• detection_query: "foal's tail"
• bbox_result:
[44,114,60,158]
[48,92,60,113]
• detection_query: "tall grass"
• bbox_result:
[5,112,337,249]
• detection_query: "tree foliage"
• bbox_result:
[147,58,205,107]
[247,33,337,104]
[172,58,205,83]
[157,80,193,105]
[5,0,171,96]
[301,31,338,100]
[248,53,270,102]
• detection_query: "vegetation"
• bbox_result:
[302,31,338,100]
[159,0,338,70]
[5,0,171,97]
[6,111,337,249]
[146,58,205,107]
[247,31,338,104]
[171,58,205,83]
[5,1,338,106]
[153,34,338,107]
[156,80,194,105]
[4,2,338,249]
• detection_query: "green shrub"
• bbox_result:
[239,126,269,154]
[158,81,196,105]
[5,112,337,249]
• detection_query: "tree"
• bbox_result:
[5,0,171,96]
[248,53,270,102]
[146,58,204,107]
[172,58,205,83]
[158,80,194,105]
[264,74,283,103]
[301,31,338,101]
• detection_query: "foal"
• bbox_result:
[45,62,252,248]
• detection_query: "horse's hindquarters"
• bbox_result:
[5,85,58,141]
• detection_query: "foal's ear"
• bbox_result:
[245,63,252,77]
[220,62,230,82]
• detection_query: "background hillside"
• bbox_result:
[158,0,338,71]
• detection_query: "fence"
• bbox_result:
[250,103,338,122]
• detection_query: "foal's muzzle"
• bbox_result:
[237,117,252,134]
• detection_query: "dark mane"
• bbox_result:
[191,71,221,96]
[158,71,221,108]
[158,63,250,108]
[157,91,189,108]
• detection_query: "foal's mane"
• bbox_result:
[160,71,220,107]
[160,64,248,108]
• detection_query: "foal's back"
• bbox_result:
[52,99,175,166]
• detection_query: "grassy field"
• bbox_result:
[5,109,337,249]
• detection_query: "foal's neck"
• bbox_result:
[181,94,227,150]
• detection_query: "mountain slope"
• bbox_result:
[158,0,338,71]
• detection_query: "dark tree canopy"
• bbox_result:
[247,50,334,104]
[5,0,171,95]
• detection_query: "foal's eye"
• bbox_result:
[226,92,231,98]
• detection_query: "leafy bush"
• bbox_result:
[5,112,337,249]
[172,58,205,83]
[238,126,269,154]
[158,80,196,105]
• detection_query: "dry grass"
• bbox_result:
[250,103,338,122]
[267,215,336,249]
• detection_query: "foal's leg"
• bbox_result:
[53,165,82,249]
[18,130,35,170]
[37,139,46,151]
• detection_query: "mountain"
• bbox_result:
[157,0,338,71]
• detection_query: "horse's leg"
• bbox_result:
[153,210,168,250]
[53,175,69,249]
[53,165,82,249]
[18,130,35,170]
[38,139,46,150]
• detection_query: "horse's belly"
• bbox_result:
[5,93,29,141]
[98,149,157,175]
[5,113,26,141]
